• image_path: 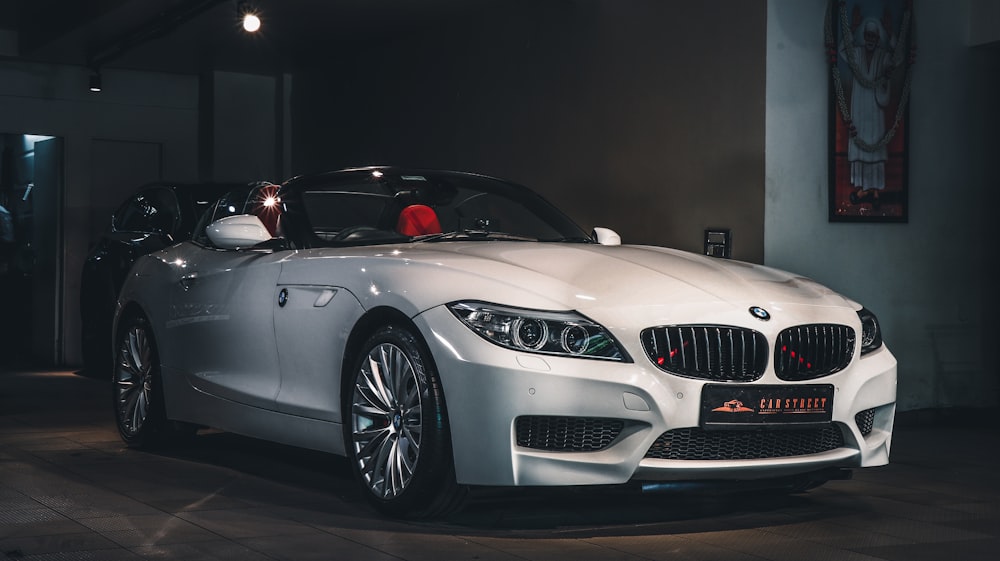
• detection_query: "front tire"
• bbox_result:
[345,324,464,518]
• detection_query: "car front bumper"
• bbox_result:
[414,306,897,488]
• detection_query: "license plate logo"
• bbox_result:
[711,399,754,413]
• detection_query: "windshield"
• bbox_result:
[289,170,591,246]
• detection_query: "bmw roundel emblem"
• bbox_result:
[749,306,770,321]
[278,288,288,307]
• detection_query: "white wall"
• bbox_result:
[0,61,200,366]
[766,0,998,411]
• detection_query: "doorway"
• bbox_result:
[0,133,64,369]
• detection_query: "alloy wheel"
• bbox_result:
[114,323,154,437]
[351,342,423,499]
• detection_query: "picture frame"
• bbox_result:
[826,0,914,222]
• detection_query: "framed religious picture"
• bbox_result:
[826,0,915,222]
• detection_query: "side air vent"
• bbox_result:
[515,416,624,452]
[855,408,876,436]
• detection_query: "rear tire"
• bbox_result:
[112,312,194,447]
[344,324,465,518]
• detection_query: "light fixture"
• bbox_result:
[238,1,261,32]
[88,69,102,92]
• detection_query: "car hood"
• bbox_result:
[287,242,857,324]
[420,242,851,309]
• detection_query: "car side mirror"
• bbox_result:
[591,227,621,246]
[206,214,273,249]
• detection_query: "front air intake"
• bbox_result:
[644,426,845,461]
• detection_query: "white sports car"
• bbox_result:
[112,167,897,517]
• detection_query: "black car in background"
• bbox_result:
[80,181,246,375]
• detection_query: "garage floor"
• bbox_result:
[1,368,998,561]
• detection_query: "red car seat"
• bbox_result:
[396,204,442,236]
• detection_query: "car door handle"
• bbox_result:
[179,273,198,291]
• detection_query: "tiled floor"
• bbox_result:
[1,367,998,561]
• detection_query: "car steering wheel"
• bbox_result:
[332,225,378,241]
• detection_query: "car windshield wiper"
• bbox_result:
[414,230,538,242]
[547,236,595,243]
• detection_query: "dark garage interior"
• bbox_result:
[1,0,998,559]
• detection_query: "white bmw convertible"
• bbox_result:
[112,167,897,517]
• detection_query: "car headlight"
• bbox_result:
[857,307,884,355]
[448,301,627,361]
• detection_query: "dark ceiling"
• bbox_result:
[0,0,503,75]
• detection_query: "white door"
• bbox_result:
[162,243,284,409]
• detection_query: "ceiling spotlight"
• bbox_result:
[238,2,261,32]
[89,69,102,92]
[243,12,261,32]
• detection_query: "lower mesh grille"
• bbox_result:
[855,408,876,436]
[515,416,624,452]
[644,426,845,460]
